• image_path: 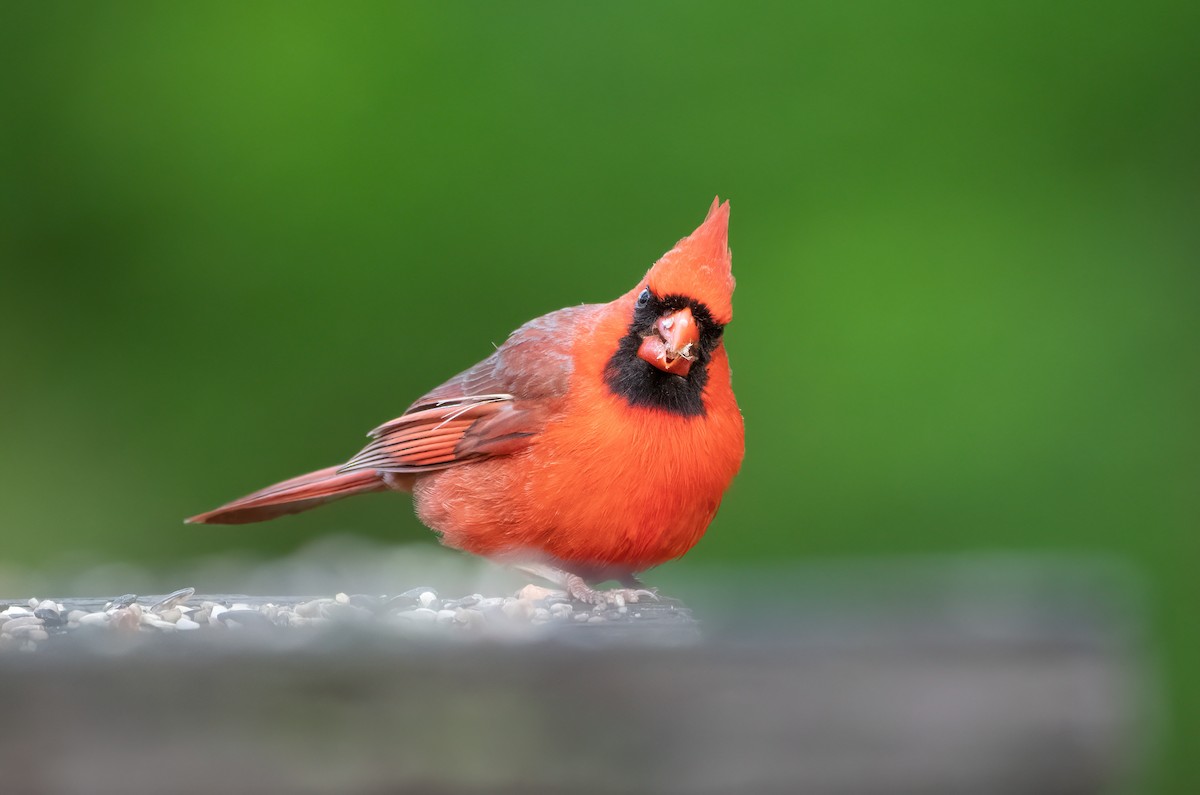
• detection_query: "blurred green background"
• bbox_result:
[1,1,1196,790]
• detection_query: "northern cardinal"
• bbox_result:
[188,199,744,604]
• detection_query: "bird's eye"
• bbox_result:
[636,288,652,309]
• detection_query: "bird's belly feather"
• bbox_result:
[412,392,743,575]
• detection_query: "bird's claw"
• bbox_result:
[623,588,660,603]
[564,575,659,607]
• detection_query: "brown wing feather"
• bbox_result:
[340,305,594,475]
[186,465,386,524]
[339,396,512,473]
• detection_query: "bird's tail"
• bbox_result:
[186,466,387,525]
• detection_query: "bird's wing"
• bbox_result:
[339,305,593,474]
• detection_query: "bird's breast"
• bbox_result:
[414,340,744,574]
[528,388,744,571]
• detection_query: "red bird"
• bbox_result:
[188,199,744,604]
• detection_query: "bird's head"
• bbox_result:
[631,197,733,378]
[604,198,735,416]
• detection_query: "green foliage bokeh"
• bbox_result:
[1,2,1196,791]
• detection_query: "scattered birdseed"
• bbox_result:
[0,585,691,653]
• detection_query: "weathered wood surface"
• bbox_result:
[0,559,1149,795]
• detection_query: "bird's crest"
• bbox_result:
[644,197,735,324]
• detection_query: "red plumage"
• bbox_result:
[188,199,744,602]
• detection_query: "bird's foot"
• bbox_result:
[510,563,659,607]
[565,574,658,607]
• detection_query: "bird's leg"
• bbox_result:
[512,563,658,607]
[509,563,569,598]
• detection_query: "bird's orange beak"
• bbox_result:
[638,307,700,377]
